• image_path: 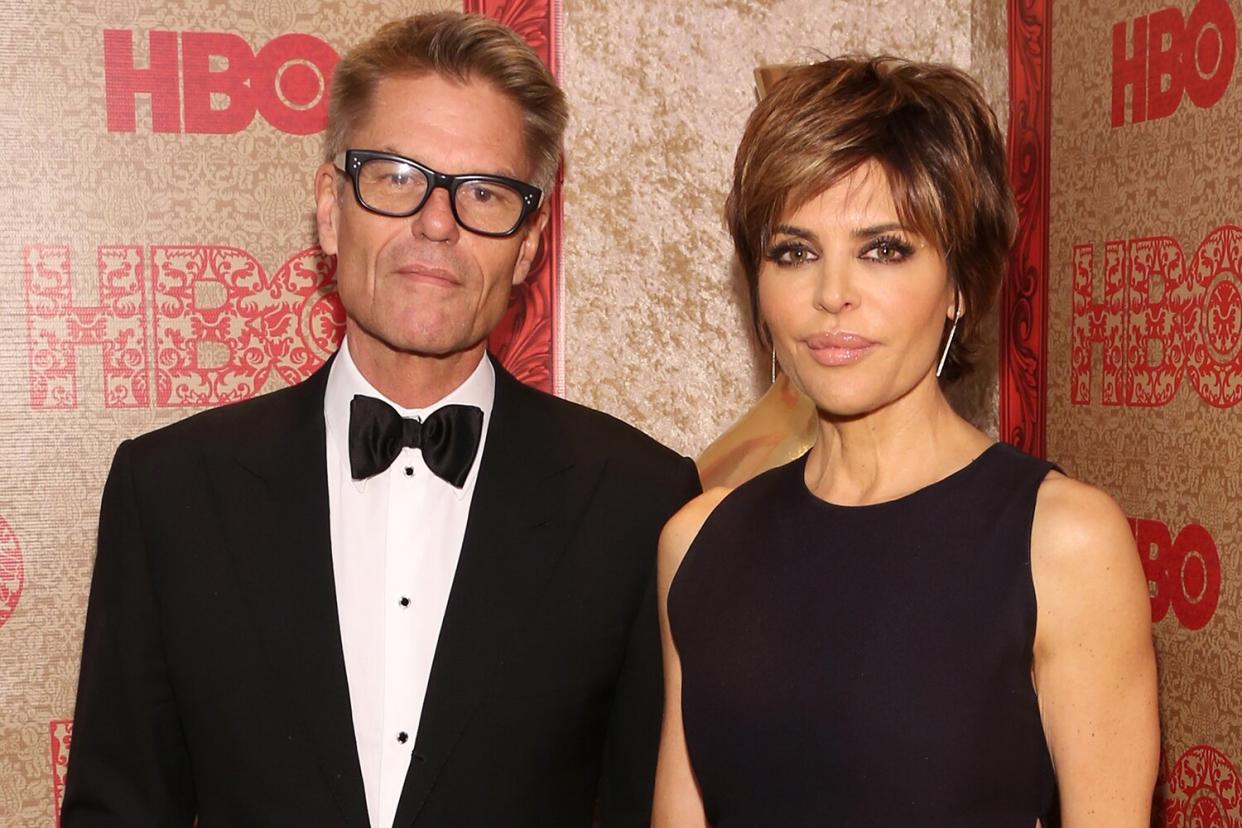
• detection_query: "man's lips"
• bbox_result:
[804,331,876,366]
[395,265,461,286]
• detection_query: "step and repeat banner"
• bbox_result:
[1010,0,1241,820]
[1,0,982,821]
[13,0,1236,823]
[0,0,559,822]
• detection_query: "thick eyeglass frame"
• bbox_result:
[335,149,543,238]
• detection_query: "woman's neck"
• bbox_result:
[803,377,991,506]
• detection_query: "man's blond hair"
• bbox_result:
[324,12,567,193]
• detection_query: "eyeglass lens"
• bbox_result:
[356,156,526,235]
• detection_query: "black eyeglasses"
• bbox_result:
[335,149,542,238]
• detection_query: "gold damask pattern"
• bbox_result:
[1048,0,1242,817]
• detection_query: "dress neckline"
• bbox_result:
[794,442,1004,512]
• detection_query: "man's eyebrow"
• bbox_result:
[375,145,523,179]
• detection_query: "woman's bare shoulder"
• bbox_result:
[657,487,733,589]
[1030,471,1148,651]
[1031,472,1136,575]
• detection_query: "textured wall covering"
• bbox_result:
[558,0,981,456]
[953,0,1008,434]
[1046,0,1242,815]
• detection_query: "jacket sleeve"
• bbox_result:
[62,440,197,826]
[596,454,702,827]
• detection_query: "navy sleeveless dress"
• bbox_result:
[668,443,1059,826]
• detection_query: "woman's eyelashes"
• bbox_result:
[765,239,819,267]
[859,234,916,263]
[765,233,916,268]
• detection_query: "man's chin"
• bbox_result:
[361,332,486,362]
[345,311,496,360]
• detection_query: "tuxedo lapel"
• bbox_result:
[392,362,602,827]
[207,359,370,828]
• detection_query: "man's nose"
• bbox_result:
[411,186,460,242]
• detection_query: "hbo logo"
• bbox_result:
[104,30,340,135]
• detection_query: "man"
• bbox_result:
[63,13,700,828]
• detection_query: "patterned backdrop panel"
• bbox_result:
[1045,0,1242,820]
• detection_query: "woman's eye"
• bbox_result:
[768,242,817,266]
[861,237,915,263]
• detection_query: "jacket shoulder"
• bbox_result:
[124,376,319,462]
[516,382,691,473]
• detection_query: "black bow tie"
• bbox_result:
[348,395,484,487]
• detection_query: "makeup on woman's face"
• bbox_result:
[758,161,956,417]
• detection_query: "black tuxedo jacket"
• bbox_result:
[63,357,701,827]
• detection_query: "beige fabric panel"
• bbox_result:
[558,0,978,456]
[1047,0,1242,813]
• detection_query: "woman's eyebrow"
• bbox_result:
[853,222,906,238]
[772,224,819,244]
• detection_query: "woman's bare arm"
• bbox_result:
[1031,474,1159,826]
[651,488,731,828]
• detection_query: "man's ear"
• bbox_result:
[314,162,342,257]
[511,207,549,286]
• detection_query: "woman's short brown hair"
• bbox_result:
[725,56,1016,382]
[324,12,568,194]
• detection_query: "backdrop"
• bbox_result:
[1008,0,1242,819]
[0,0,1003,823]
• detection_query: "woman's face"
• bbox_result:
[759,161,957,419]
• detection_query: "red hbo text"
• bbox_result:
[50,720,72,825]
[23,245,344,409]
[1111,0,1236,127]
[1129,516,1219,631]
[103,30,340,135]
[0,515,22,632]
[1071,225,1242,408]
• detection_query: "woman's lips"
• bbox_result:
[804,331,876,366]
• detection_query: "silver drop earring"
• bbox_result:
[771,347,777,384]
[936,293,961,379]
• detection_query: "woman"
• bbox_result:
[654,57,1158,826]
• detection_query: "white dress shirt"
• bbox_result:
[323,338,494,828]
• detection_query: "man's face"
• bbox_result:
[315,72,546,362]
